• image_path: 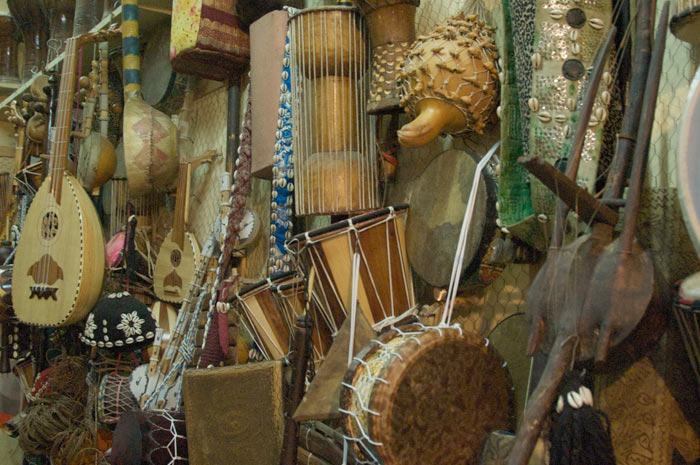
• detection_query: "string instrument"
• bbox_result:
[122,0,178,197]
[12,30,115,327]
[75,55,116,195]
[153,152,216,303]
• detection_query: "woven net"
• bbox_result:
[144,410,188,465]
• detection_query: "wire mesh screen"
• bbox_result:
[186,83,228,245]
[639,7,700,291]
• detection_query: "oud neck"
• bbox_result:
[121,0,142,98]
[50,38,80,196]
[172,163,190,250]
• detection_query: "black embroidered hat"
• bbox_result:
[81,292,156,351]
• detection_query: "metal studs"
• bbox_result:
[566,8,587,28]
[562,59,585,80]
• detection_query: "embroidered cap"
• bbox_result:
[81,292,156,352]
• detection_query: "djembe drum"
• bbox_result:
[235,271,333,365]
[290,5,379,215]
[353,0,419,114]
[8,0,47,82]
[97,373,140,428]
[397,13,499,147]
[0,14,19,84]
[340,324,512,464]
[287,205,415,332]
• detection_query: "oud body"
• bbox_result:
[153,229,200,303]
[14,171,105,325]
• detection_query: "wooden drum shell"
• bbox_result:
[287,206,414,332]
[290,5,378,215]
[340,325,513,464]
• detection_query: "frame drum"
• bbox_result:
[406,149,497,287]
[287,205,415,333]
[340,324,512,464]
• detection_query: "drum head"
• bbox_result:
[141,21,176,109]
[406,149,497,287]
[341,325,512,464]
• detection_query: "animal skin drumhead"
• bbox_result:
[406,149,496,287]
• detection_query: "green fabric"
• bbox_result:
[497,0,534,226]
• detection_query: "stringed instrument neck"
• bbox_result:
[171,163,190,250]
[49,37,80,200]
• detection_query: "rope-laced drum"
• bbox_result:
[340,324,512,464]
[289,5,379,215]
[234,271,333,366]
[287,205,415,333]
[97,373,140,428]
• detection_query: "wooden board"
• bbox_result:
[183,361,284,465]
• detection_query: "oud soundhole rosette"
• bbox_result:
[170,249,181,267]
[41,212,59,240]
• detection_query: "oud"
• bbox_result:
[13,31,116,326]
[153,152,216,303]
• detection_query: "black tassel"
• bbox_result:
[549,370,616,465]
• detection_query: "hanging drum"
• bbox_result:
[353,0,419,114]
[8,0,47,83]
[234,271,333,366]
[671,0,700,44]
[405,149,497,287]
[142,21,190,116]
[340,324,512,464]
[0,13,19,84]
[290,5,379,215]
[287,205,415,332]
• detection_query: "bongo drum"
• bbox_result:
[287,205,415,332]
[397,13,499,147]
[8,0,47,82]
[354,0,419,114]
[235,271,333,365]
[97,373,140,428]
[0,14,19,84]
[673,272,700,393]
[290,5,379,215]
[340,324,512,464]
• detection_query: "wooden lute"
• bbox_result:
[153,151,216,303]
[13,32,111,326]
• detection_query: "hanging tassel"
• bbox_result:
[197,308,227,368]
[549,370,616,465]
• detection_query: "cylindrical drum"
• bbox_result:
[235,271,333,366]
[8,0,47,82]
[0,14,19,83]
[354,0,419,114]
[287,205,415,333]
[97,373,140,428]
[340,325,513,464]
[290,6,379,215]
